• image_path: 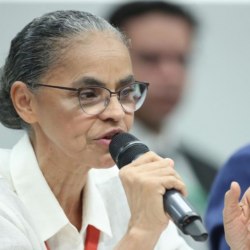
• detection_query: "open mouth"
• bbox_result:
[97,129,123,144]
[102,132,120,140]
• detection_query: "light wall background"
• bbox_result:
[1,1,250,167]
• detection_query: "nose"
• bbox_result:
[98,95,126,121]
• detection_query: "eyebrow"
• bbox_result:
[73,75,135,88]
[119,75,135,86]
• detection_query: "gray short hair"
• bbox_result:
[0,10,128,130]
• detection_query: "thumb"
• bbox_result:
[224,181,241,218]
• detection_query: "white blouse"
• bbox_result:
[0,133,192,250]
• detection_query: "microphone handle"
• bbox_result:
[163,189,208,241]
[118,146,208,241]
[109,133,208,241]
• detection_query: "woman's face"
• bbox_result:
[30,32,134,169]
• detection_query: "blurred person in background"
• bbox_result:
[107,1,217,216]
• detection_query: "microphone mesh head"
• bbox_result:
[109,132,149,168]
[109,132,138,158]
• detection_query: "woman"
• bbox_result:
[0,10,191,249]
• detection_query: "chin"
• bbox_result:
[96,155,115,169]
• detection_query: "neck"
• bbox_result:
[45,162,88,231]
[43,158,88,231]
[30,132,89,231]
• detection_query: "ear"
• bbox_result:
[10,81,38,124]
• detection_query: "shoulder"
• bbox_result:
[219,144,250,177]
[0,147,12,180]
[208,144,250,195]
[0,133,31,184]
[211,144,250,195]
[0,177,44,249]
[0,177,32,226]
[227,143,250,163]
[0,147,11,165]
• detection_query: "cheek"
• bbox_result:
[125,114,134,131]
[64,113,96,149]
[35,96,94,149]
[35,93,79,123]
[47,116,96,163]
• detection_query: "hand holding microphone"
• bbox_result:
[109,132,208,242]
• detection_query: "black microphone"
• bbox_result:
[109,132,208,242]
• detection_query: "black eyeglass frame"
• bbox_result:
[32,81,149,115]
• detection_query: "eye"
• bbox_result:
[139,53,160,64]
[78,88,104,106]
[121,85,135,97]
[79,89,98,99]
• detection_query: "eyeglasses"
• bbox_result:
[33,81,149,115]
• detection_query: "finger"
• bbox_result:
[129,151,165,166]
[224,181,241,213]
[143,166,180,179]
[131,157,174,171]
[160,176,187,197]
[165,158,174,168]
[240,186,250,218]
[241,187,250,206]
[130,160,182,181]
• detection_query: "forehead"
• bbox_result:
[73,32,129,62]
[44,32,132,86]
[123,13,192,51]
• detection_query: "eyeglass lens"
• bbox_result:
[78,83,148,115]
